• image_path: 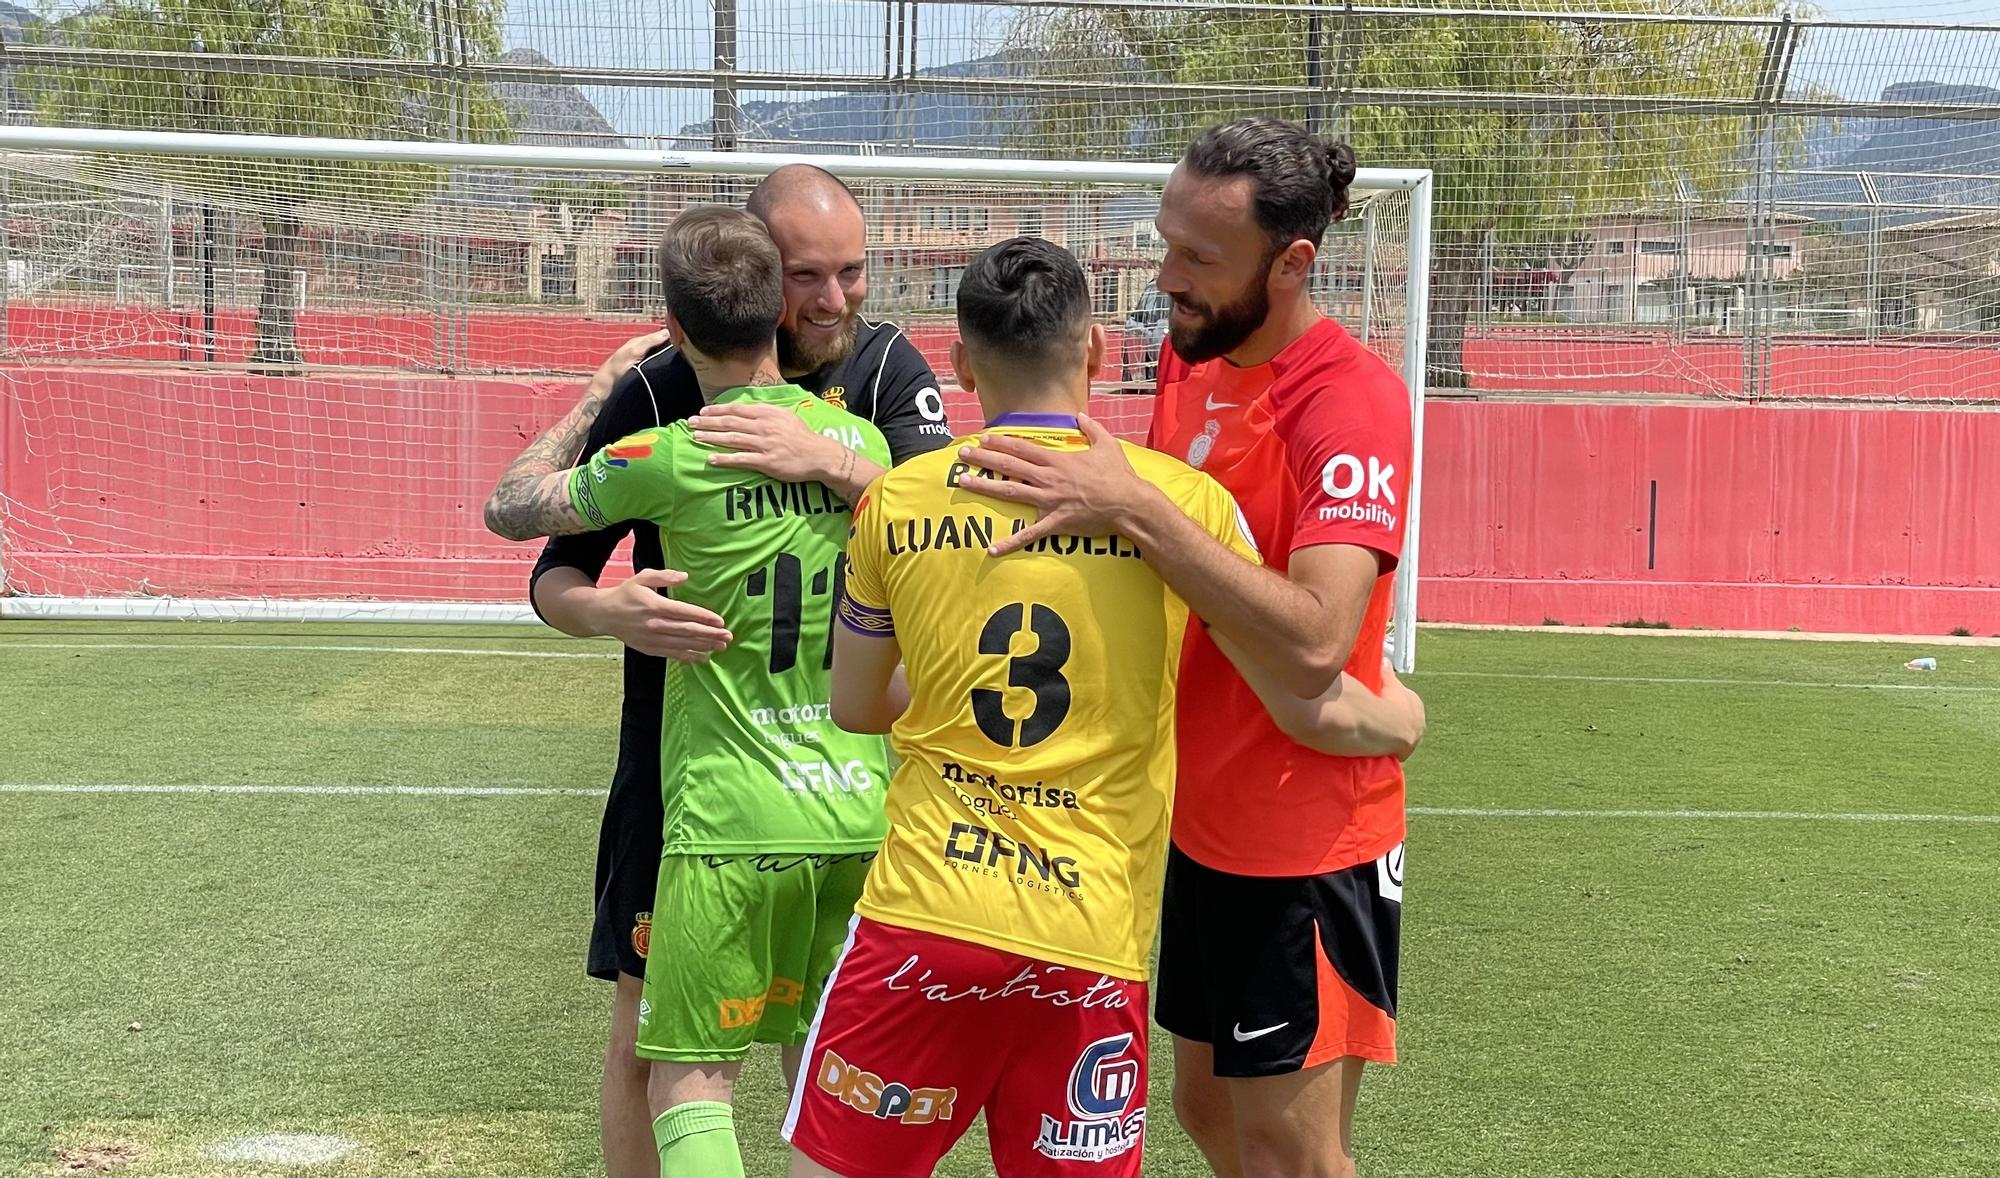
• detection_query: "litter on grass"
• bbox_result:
[209,1135,356,1167]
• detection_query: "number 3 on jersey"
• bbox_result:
[971,603,1072,748]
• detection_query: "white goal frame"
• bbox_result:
[0,126,1433,671]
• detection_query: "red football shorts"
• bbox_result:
[782,916,1149,1178]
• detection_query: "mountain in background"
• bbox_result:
[494,47,626,150]
[674,52,1033,151]
[665,59,2000,229]
[1788,81,2000,226]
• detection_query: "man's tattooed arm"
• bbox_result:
[483,461,592,541]
[482,329,668,541]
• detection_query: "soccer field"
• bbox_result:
[3,621,1997,1178]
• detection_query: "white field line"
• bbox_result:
[8,639,1996,695]
[1408,806,2000,825]
[1418,669,2000,693]
[1422,621,2000,647]
[0,783,597,797]
[1424,620,2000,648]
[5,783,1997,825]
[0,640,617,659]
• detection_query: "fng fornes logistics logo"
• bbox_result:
[941,822,1082,892]
[1034,1033,1145,1163]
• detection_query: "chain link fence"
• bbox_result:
[3,2,1999,400]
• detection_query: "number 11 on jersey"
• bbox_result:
[744,553,848,674]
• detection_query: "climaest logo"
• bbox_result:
[1034,1032,1146,1163]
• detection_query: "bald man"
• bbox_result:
[499,165,951,1178]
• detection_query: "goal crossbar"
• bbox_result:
[0,125,1433,190]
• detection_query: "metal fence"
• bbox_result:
[5,1,2000,401]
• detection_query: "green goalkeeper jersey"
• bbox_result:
[567,382,893,854]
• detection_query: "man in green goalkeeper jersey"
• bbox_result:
[483,205,891,1178]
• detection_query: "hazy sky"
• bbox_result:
[495,0,2000,141]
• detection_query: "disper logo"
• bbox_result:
[817,1049,958,1125]
[942,822,1082,893]
[1318,453,1399,529]
[1034,1033,1145,1163]
[718,976,803,1029]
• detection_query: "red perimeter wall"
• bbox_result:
[1417,401,1999,635]
[11,305,2000,401]
[2,370,1993,634]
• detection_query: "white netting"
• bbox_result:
[9,1,2000,404]
[0,134,1425,631]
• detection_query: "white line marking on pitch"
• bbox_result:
[7,643,1995,694]
[6,785,1996,826]
[1418,670,2000,693]
[7,640,1992,692]
[1410,806,2000,825]
[0,783,598,797]
[0,640,616,659]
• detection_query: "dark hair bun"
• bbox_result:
[1322,139,1357,189]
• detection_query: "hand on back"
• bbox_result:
[589,568,732,662]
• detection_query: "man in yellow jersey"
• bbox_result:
[781,237,1424,1178]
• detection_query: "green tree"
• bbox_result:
[27,0,510,370]
[529,178,630,221]
[1006,1,1810,385]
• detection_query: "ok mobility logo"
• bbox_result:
[1034,1032,1145,1163]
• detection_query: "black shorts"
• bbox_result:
[1154,841,1403,1077]
[586,710,663,982]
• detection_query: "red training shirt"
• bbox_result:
[1147,316,1413,877]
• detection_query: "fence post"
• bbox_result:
[1861,172,1883,343]
[1359,204,1376,344]
[1,166,10,357]
[1744,14,1799,401]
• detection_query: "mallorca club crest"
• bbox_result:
[632,910,652,959]
[821,385,847,410]
[1187,419,1221,470]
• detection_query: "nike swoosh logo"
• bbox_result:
[1231,1022,1289,1042]
[1205,396,1237,410]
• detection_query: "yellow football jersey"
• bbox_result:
[837,412,1260,979]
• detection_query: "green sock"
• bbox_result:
[654,1100,743,1178]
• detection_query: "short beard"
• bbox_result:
[777,311,861,375]
[1168,252,1277,365]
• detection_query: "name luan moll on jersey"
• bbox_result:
[884,462,1142,559]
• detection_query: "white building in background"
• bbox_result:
[1558,212,1809,324]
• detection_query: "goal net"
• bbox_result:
[0,128,1433,666]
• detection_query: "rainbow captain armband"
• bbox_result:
[837,593,895,637]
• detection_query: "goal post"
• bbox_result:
[0,126,1432,670]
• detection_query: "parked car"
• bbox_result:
[1120,286,1171,384]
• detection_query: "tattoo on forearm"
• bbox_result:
[518,398,604,479]
[482,394,608,540]
[484,469,583,541]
